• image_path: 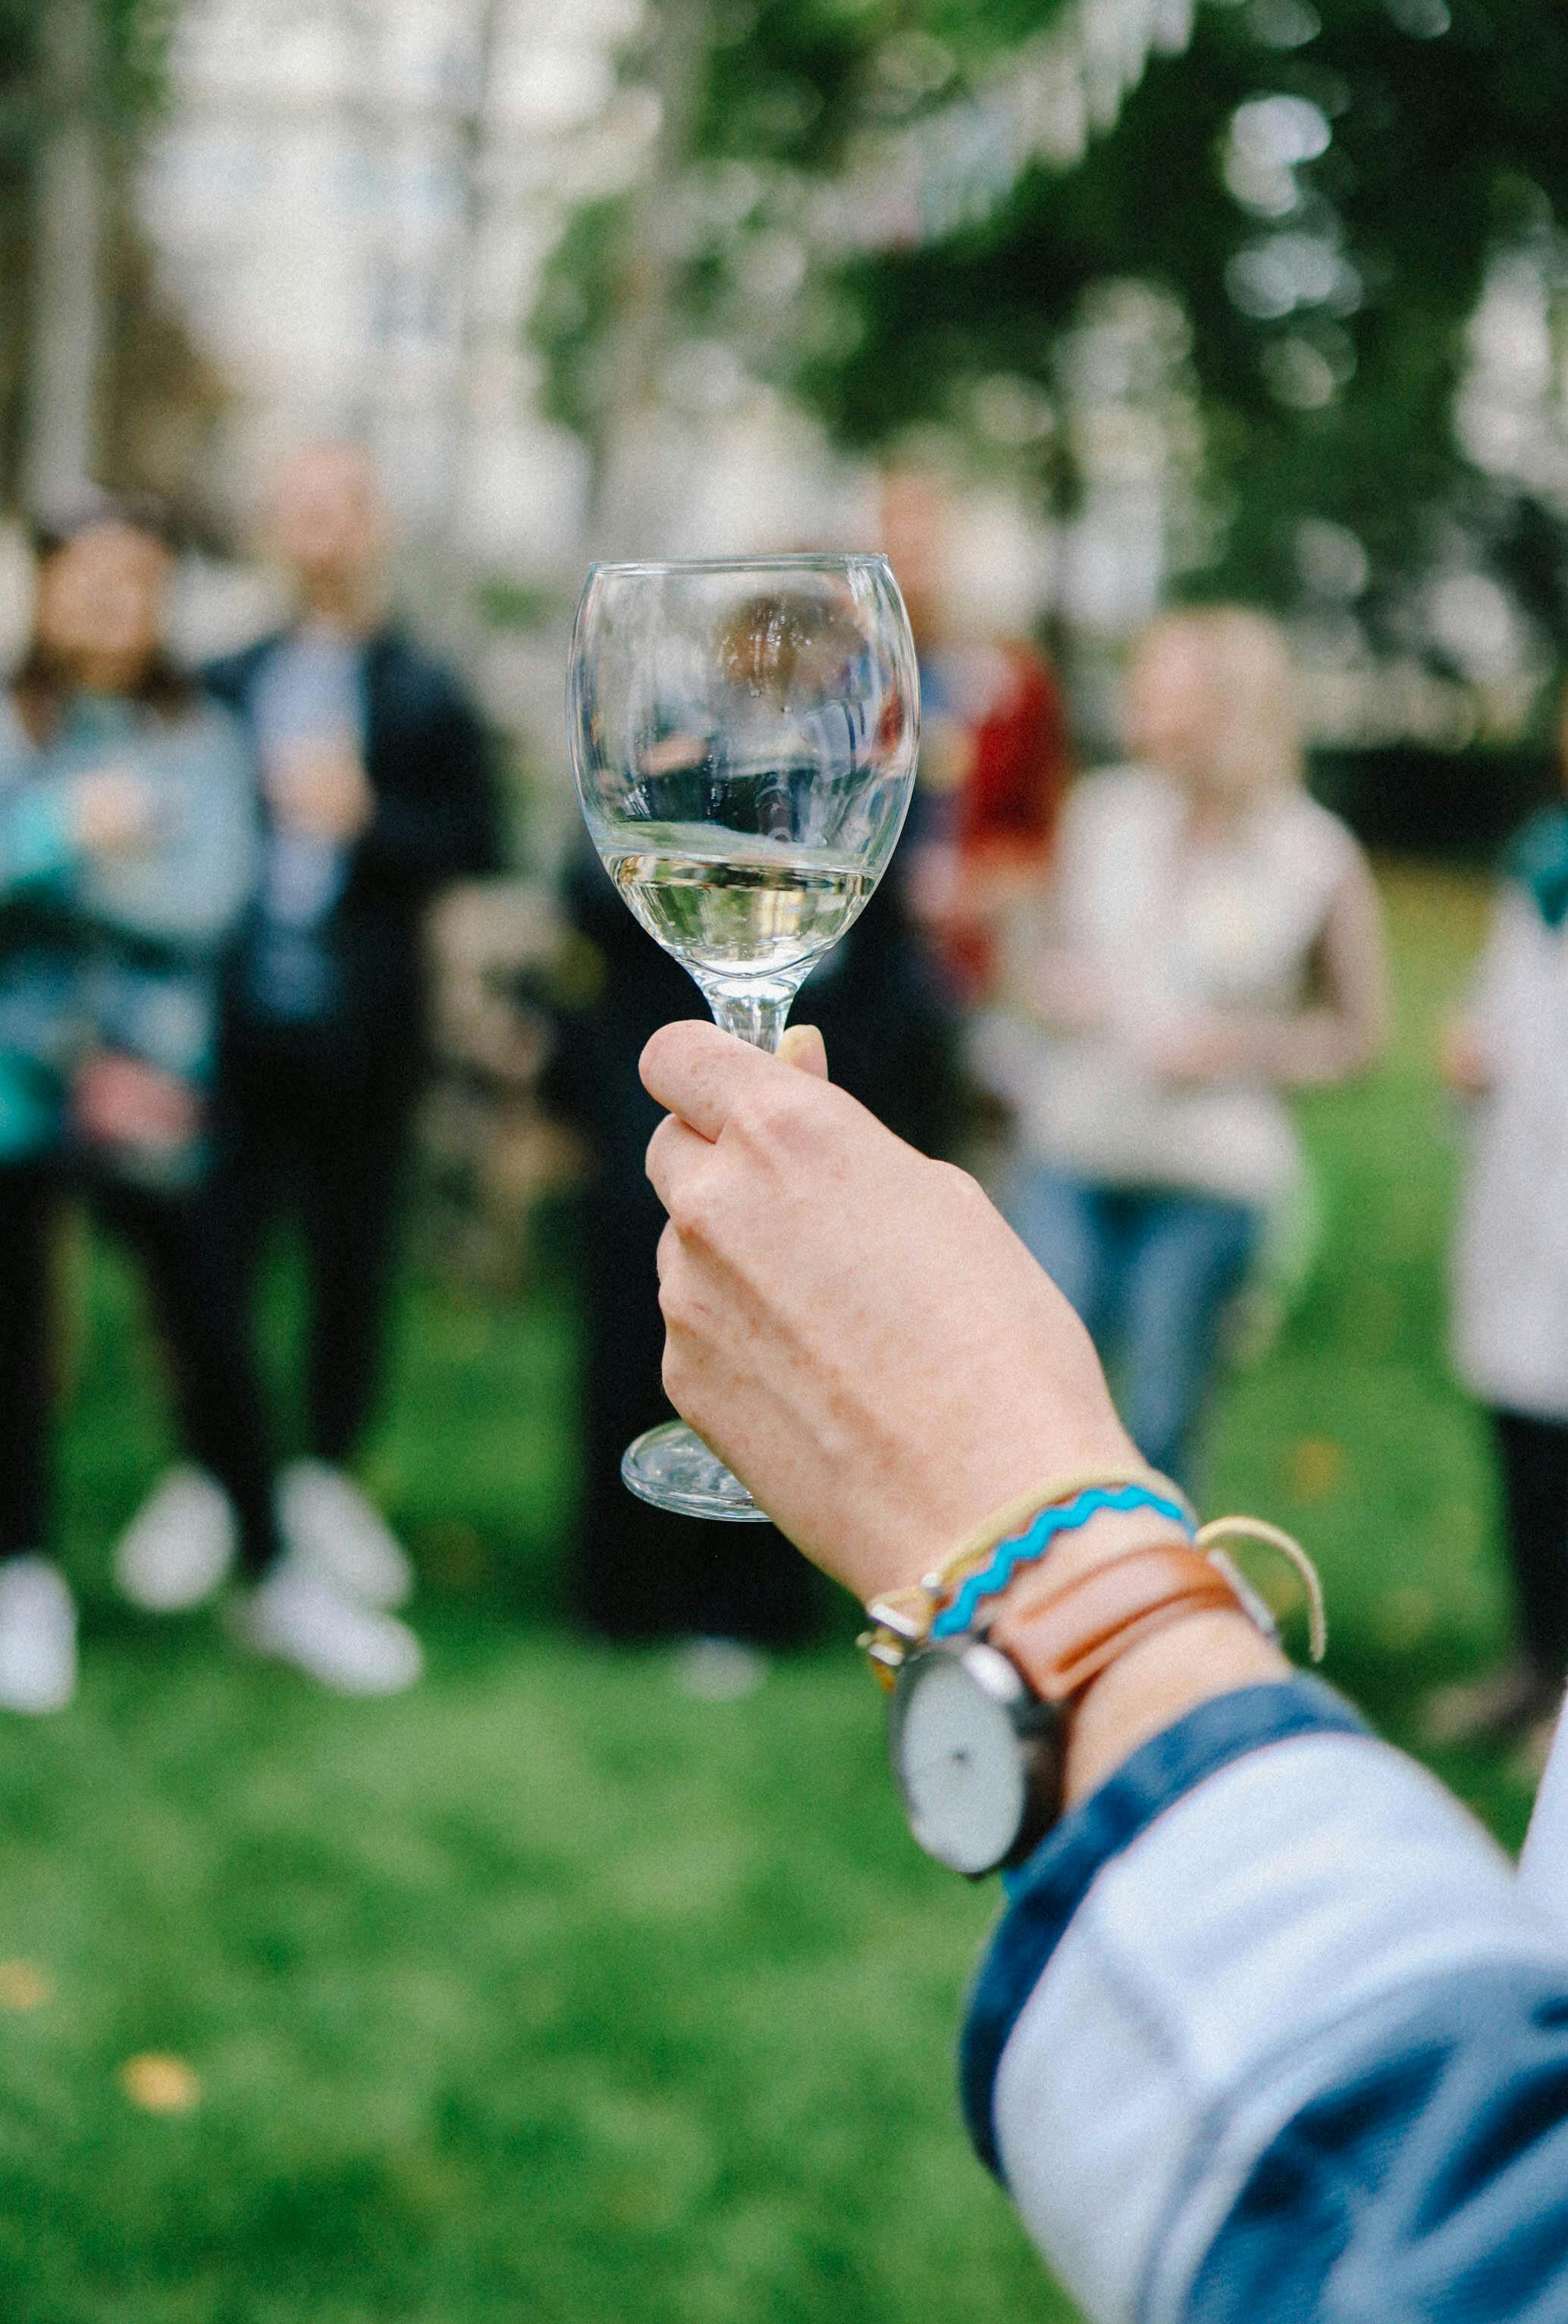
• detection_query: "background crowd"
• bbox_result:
[7,1,1568,2319]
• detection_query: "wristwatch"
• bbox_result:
[889,1540,1249,1877]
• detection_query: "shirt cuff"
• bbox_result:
[959,1676,1368,2178]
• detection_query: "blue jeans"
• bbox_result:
[1005,1165,1258,1491]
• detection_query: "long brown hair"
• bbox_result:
[12,494,193,746]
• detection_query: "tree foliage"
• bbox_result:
[797,0,1568,645]
[538,0,1568,667]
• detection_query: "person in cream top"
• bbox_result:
[986,607,1388,1485]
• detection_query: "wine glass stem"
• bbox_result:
[704,983,793,1054]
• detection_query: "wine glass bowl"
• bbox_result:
[567,552,920,1520]
[570,555,918,1049]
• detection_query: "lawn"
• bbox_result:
[0,862,1532,2324]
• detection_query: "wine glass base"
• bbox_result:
[621,1421,772,1523]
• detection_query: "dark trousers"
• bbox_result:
[0,1165,279,1570]
[215,1032,414,1467]
[575,1182,820,1648]
[1491,1408,1568,1680]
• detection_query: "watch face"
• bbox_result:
[891,1643,1046,1877]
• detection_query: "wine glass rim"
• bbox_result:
[584,551,894,580]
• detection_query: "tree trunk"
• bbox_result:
[22,0,107,512]
[587,0,711,555]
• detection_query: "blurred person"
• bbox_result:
[115,444,500,1674]
[0,499,264,1710]
[1431,693,1568,1746]
[880,465,1070,1002]
[639,1015,1568,2324]
[988,607,1388,1488]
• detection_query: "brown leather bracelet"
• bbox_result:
[987,1540,1250,1707]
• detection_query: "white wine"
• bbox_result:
[607,822,870,980]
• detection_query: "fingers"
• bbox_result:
[778,1023,828,1080]
[644,1023,829,1216]
[645,1110,712,1214]
[639,1018,791,1140]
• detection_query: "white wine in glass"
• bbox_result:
[567,554,920,1520]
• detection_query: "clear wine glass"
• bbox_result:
[567,552,920,1521]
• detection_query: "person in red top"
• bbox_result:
[879,464,1070,1001]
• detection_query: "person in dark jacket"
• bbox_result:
[543,839,958,1678]
[116,444,501,1695]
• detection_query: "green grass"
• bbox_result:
[0,863,1533,2322]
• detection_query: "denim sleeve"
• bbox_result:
[958,1679,1568,2324]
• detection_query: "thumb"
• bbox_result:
[778,1023,829,1080]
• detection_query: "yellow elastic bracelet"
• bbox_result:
[1196,1515,1328,1664]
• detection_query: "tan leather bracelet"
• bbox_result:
[987,1538,1250,1705]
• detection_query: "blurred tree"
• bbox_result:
[533,0,1124,511]
[805,0,1568,660]
[538,0,1568,691]
[2,0,181,509]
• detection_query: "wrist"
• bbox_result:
[994,1501,1193,1611]
[990,1509,1290,1806]
[1060,1607,1289,1808]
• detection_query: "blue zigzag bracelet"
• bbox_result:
[929,1484,1195,1639]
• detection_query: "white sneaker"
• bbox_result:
[277,1461,413,1609]
[114,1467,238,1611]
[670,1636,770,1701]
[0,1558,77,1714]
[236,1560,423,1696]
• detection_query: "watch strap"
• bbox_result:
[988,1541,1245,1706]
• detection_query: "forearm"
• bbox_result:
[980,1504,1289,1808]
[971,1681,1568,2323]
[1204,1002,1381,1088]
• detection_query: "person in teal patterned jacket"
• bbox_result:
[0,497,267,1712]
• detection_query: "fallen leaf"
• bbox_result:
[0,1960,52,2011]
[119,2053,201,2114]
[1290,1438,1345,1501]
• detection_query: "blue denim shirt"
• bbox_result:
[959,1679,1568,2321]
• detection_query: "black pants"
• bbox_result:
[1491,1408,1568,1680]
[0,1165,280,1570]
[573,1182,820,1648]
[215,1032,414,1468]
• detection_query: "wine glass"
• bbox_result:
[567,553,920,1521]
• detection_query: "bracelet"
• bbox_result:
[1196,1516,1327,1664]
[858,1463,1195,1687]
[858,1482,1328,1689]
[930,1484,1193,1639]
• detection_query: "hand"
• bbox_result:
[641,1021,1135,1606]
[1439,1015,1493,1097]
[1134,1010,1250,1086]
[265,739,374,843]
[73,1052,199,1153]
[71,767,158,857]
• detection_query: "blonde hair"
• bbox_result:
[1135,605,1305,801]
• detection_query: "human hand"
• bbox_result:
[71,767,158,857]
[641,1021,1135,1605]
[265,738,373,842]
[1134,1009,1250,1085]
[74,1052,199,1153]
[1438,1015,1493,1097]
